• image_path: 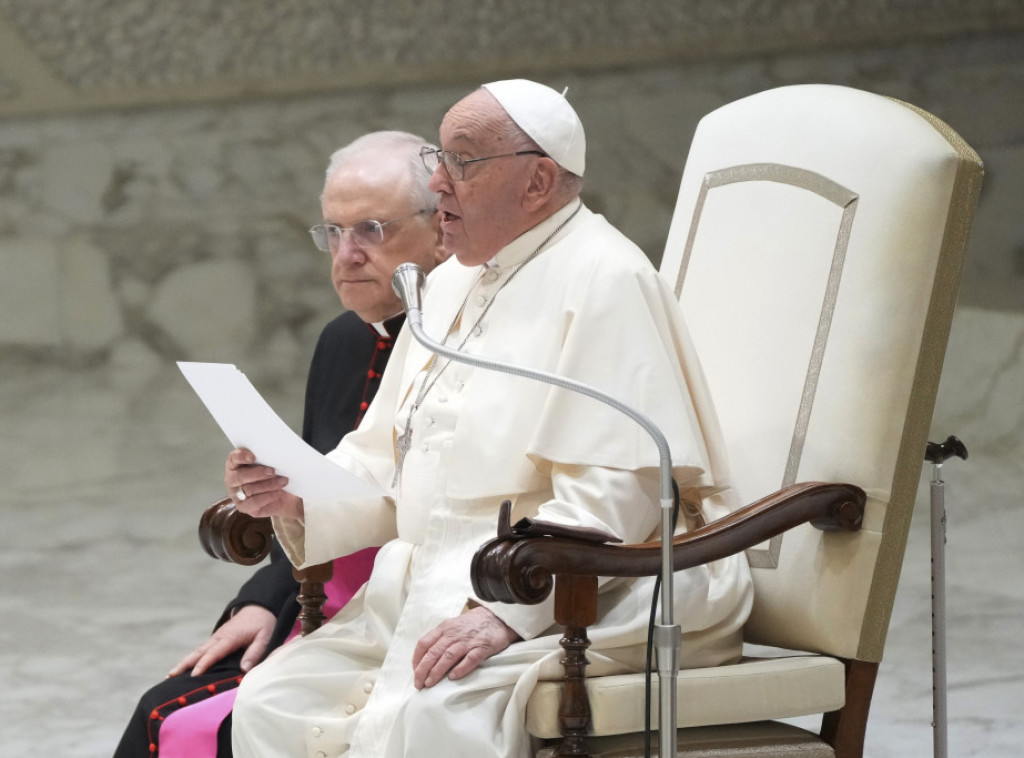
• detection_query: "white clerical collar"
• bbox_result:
[370,311,404,337]
[484,199,585,272]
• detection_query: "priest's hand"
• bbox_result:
[412,606,521,689]
[226,447,304,520]
[168,604,276,678]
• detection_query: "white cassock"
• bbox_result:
[232,201,753,758]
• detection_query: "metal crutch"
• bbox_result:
[924,434,968,758]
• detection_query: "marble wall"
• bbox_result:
[1,1,1020,115]
[1,31,1021,388]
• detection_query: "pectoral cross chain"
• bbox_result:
[390,201,583,490]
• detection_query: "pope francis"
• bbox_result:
[227,79,752,758]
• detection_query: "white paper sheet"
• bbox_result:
[177,361,383,500]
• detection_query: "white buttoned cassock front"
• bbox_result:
[232,201,753,758]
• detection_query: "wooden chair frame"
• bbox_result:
[470,482,868,757]
[199,500,331,637]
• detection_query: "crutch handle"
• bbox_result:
[925,435,968,464]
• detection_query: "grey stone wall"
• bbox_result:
[0,30,1020,393]
[1,1,1021,114]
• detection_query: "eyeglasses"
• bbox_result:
[419,146,546,181]
[309,209,432,253]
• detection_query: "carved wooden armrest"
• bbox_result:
[470,482,865,756]
[471,481,865,605]
[199,497,274,566]
[198,497,332,636]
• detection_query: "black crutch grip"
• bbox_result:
[925,435,969,464]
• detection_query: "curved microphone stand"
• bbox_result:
[392,262,680,758]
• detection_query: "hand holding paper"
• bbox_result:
[178,362,384,501]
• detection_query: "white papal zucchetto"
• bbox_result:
[481,79,586,177]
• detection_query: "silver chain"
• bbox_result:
[391,202,582,487]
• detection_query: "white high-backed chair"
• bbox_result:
[472,84,983,757]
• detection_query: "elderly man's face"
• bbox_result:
[322,159,444,323]
[429,91,540,266]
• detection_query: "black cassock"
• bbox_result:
[114,310,404,758]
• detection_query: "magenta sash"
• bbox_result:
[156,548,379,757]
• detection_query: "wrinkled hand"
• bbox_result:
[168,605,277,678]
[412,606,520,689]
[226,447,303,520]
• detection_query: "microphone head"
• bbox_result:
[391,262,426,315]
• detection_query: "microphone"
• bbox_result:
[391,263,426,329]
[392,261,682,758]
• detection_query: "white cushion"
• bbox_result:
[526,656,846,739]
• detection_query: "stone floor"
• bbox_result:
[1,304,1021,757]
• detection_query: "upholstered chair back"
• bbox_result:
[660,84,982,662]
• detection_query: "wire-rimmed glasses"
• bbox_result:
[309,209,432,253]
[419,146,546,181]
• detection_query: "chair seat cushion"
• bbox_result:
[526,655,846,739]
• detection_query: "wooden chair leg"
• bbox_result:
[293,562,333,636]
[821,659,879,758]
[553,574,599,757]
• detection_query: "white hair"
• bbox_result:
[322,131,438,212]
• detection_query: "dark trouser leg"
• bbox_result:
[112,651,245,758]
